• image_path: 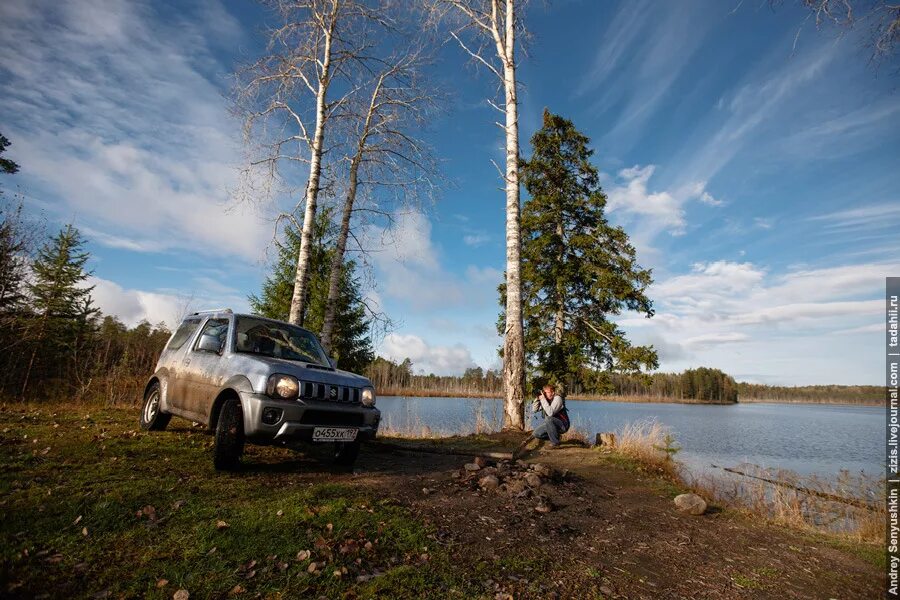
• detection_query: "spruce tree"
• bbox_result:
[250,208,374,373]
[20,224,98,397]
[509,109,658,390]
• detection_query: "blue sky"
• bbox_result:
[1,0,898,385]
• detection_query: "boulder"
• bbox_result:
[464,462,481,472]
[523,473,542,488]
[531,463,553,478]
[473,456,488,468]
[674,493,707,515]
[478,475,500,491]
[504,479,527,496]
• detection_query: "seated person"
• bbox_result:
[531,384,570,447]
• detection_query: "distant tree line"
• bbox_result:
[367,358,739,403]
[366,357,503,397]
[736,383,881,405]
[367,357,881,405]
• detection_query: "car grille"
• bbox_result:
[298,381,360,404]
[299,410,364,426]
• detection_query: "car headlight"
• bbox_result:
[266,374,299,400]
[361,386,376,407]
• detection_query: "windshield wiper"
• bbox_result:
[305,363,334,371]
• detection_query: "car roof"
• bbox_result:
[233,313,317,337]
[183,311,317,337]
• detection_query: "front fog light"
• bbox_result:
[266,374,299,399]
[262,407,283,425]
[361,386,376,407]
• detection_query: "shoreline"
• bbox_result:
[377,389,882,407]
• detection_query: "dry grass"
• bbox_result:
[563,425,591,446]
[687,466,884,544]
[378,412,437,439]
[607,418,883,544]
[613,419,682,476]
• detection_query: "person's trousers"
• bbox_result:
[533,416,566,446]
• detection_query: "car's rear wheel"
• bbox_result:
[213,398,244,471]
[140,382,171,431]
[333,441,360,468]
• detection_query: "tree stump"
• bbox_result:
[595,432,616,447]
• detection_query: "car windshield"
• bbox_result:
[234,316,330,367]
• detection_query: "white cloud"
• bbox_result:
[618,260,898,384]
[463,232,490,247]
[380,333,476,376]
[89,277,186,328]
[88,273,251,329]
[366,210,501,311]
[809,203,900,231]
[579,1,716,151]
[0,0,270,261]
[605,165,723,239]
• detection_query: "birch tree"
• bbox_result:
[429,0,528,430]
[235,0,386,326]
[319,48,437,354]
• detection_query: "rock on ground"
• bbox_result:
[479,475,500,491]
[674,493,707,515]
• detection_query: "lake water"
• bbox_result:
[377,396,883,480]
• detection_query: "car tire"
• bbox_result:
[213,398,245,471]
[140,382,171,431]
[333,441,360,468]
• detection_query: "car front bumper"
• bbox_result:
[239,391,380,442]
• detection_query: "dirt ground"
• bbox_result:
[339,435,880,599]
[0,408,880,599]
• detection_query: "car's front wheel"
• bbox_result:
[139,382,171,431]
[213,398,245,471]
[333,441,360,468]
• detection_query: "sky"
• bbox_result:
[1,0,898,385]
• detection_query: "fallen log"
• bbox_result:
[595,432,617,447]
[710,464,878,511]
[368,440,514,461]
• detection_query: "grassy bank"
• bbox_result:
[0,406,468,599]
[607,419,884,547]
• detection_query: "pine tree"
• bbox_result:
[0,133,19,176]
[250,208,374,373]
[0,200,29,313]
[507,109,658,390]
[20,224,98,397]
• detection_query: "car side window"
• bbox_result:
[194,318,229,352]
[166,318,202,351]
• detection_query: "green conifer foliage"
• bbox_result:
[250,208,374,373]
[510,109,658,389]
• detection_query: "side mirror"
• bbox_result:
[198,334,222,354]
[328,357,338,369]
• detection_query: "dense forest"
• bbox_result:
[366,356,882,405]
[0,197,171,402]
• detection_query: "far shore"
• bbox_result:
[378,388,883,407]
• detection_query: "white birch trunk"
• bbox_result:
[288,19,334,326]
[500,0,525,430]
[320,156,357,353]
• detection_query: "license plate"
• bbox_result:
[312,427,358,442]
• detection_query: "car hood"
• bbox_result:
[236,353,372,388]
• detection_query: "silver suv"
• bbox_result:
[139,309,380,469]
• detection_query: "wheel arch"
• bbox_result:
[208,375,254,430]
